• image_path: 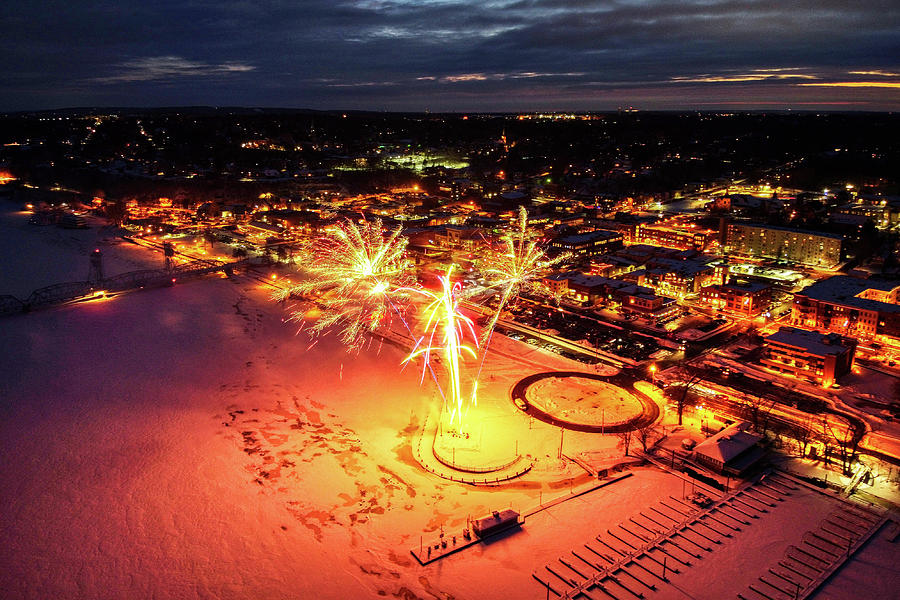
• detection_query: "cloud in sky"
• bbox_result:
[0,0,898,110]
[799,81,900,89]
[91,56,256,84]
[847,70,900,77]
[670,69,819,84]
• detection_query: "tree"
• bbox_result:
[823,418,859,476]
[665,367,707,425]
[786,417,816,458]
[105,197,128,227]
[636,424,660,453]
[617,429,634,456]
[739,394,777,435]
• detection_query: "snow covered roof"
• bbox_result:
[718,280,771,294]
[797,276,900,313]
[554,229,622,245]
[693,422,762,465]
[765,327,854,357]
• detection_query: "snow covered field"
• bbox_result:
[0,208,161,298]
[0,207,617,598]
[0,264,638,598]
[526,376,643,426]
[1,206,896,599]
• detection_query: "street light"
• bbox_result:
[649,363,657,383]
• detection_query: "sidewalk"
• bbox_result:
[770,452,900,510]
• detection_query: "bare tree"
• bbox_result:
[105,197,128,227]
[664,369,705,426]
[822,417,859,476]
[617,429,634,456]
[739,394,777,435]
[636,424,660,453]
[786,416,816,458]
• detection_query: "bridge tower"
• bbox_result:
[163,242,175,271]
[88,249,103,282]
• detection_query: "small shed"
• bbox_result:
[693,421,764,476]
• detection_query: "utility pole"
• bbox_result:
[558,427,565,459]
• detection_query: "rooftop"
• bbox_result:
[553,229,622,245]
[566,273,633,290]
[718,280,772,294]
[797,276,900,313]
[694,422,762,465]
[765,326,854,356]
[646,257,716,276]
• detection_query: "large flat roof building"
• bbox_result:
[700,280,773,316]
[761,326,856,388]
[725,223,843,268]
[638,222,718,251]
[791,276,900,340]
[550,229,623,257]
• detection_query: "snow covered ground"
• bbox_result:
[0,207,161,298]
[526,377,643,426]
[0,265,628,598]
[1,206,895,599]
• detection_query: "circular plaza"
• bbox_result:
[512,370,660,433]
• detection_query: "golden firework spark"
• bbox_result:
[404,267,479,428]
[481,206,570,344]
[275,218,413,351]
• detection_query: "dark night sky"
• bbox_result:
[3,0,899,112]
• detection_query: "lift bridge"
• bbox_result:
[0,258,241,316]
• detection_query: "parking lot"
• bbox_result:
[505,301,663,362]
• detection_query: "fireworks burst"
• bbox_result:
[481,206,570,344]
[275,218,413,351]
[403,267,479,428]
[277,209,565,436]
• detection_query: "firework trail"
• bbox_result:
[478,206,569,368]
[403,267,479,428]
[274,218,413,351]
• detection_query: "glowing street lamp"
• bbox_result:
[649,363,658,383]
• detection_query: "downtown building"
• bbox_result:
[760,326,856,388]
[699,280,773,317]
[791,276,900,342]
[637,222,718,251]
[550,229,624,258]
[724,223,843,268]
[544,273,680,321]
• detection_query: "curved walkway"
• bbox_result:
[512,370,660,433]
[412,409,533,485]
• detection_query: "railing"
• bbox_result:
[26,281,96,307]
[2,259,238,316]
[412,413,533,485]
